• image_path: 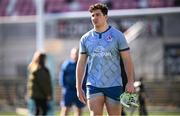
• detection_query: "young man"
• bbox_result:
[76,3,135,115]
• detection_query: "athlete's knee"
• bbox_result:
[88,103,104,115]
[89,109,103,116]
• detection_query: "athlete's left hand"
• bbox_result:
[125,82,135,93]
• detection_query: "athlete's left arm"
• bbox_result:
[120,50,135,93]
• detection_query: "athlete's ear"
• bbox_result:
[105,15,108,20]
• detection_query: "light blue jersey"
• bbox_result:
[80,26,129,88]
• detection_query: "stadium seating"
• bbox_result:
[0,0,9,16]
[113,0,137,9]
[0,0,176,16]
[14,0,36,15]
[45,0,70,13]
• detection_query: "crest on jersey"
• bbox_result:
[105,36,112,42]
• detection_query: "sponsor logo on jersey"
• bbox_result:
[92,46,112,57]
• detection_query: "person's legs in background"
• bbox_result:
[73,107,83,116]
[60,106,71,116]
[60,91,74,116]
[34,99,48,115]
[74,95,85,116]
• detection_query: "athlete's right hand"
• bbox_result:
[77,88,87,104]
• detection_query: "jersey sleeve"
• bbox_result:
[117,31,130,52]
[79,36,87,54]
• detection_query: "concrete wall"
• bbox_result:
[0,14,180,79]
[163,14,180,38]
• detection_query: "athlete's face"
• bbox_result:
[90,9,108,28]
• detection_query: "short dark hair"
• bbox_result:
[88,3,108,15]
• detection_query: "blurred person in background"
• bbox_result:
[59,47,86,116]
[27,51,53,115]
[76,3,135,116]
[174,0,180,6]
[138,76,148,116]
[121,56,127,116]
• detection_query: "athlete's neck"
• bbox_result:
[94,24,109,33]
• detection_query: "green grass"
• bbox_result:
[148,112,180,116]
[0,111,180,116]
[0,112,17,115]
[56,111,180,116]
[124,111,180,116]
[1,110,180,116]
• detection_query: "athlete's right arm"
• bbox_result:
[76,53,87,104]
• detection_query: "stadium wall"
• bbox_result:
[0,13,180,79]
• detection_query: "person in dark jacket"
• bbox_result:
[27,51,52,115]
[120,56,127,116]
[138,77,148,116]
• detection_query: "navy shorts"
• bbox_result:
[86,85,123,104]
[61,90,85,108]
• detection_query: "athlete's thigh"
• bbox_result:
[105,97,122,115]
[103,86,123,115]
[87,95,105,115]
